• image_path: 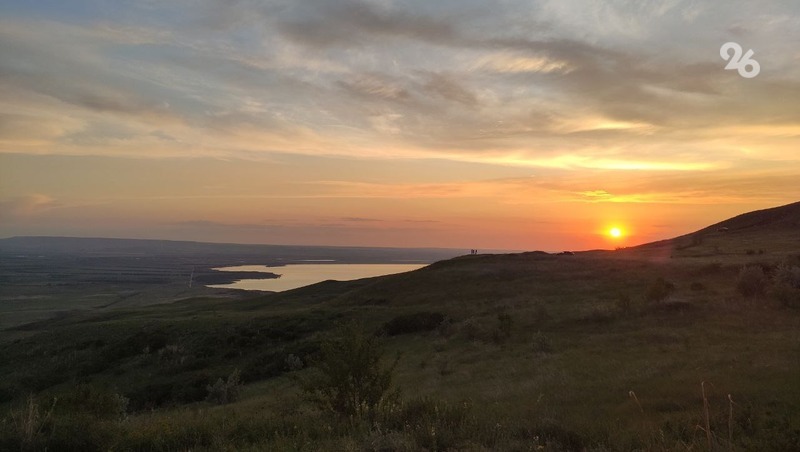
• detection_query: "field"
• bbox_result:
[0,237,458,330]
[1,205,800,451]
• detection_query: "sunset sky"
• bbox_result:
[1,0,799,250]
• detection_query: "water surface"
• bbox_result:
[208,263,425,292]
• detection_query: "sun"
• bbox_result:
[609,227,623,238]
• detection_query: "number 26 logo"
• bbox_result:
[720,42,760,79]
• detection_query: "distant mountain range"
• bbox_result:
[2,201,799,261]
[0,236,468,264]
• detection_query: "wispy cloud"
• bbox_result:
[1,1,799,247]
[1,1,798,170]
[0,194,59,218]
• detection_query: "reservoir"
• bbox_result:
[208,263,425,292]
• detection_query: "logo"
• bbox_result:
[720,42,760,78]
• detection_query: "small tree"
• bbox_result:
[206,369,241,405]
[303,321,397,418]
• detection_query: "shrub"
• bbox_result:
[2,393,125,452]
[736,266,767,298]
[770,263,800,308]
[205,369,242,405]
[3,396,56,451]
[285,353,304,371]
[57,384,128,421]
[302,321,398,418]
[645,277,675,303]
[46,414,119,452]
[378,397,476,451]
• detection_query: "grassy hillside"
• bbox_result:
[2,204,800,451]
[613,201,800,263]
[0,237,464,329]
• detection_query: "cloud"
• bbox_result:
[276,1,459,48]
[475,52,573,74]
[0,0,797,177]
[341,217,381,223]
[420,72,478,106]
[0,194,59,218]
[338,74,411,101]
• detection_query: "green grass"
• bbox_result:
[2,250,800,450]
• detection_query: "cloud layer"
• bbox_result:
[1,1,799,248]
[1,0,798,164]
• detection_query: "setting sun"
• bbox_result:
[609,227,623,238]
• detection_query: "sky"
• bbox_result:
[1,0,799,251]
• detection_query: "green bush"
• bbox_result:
[285,353,304,371]
[302,321,398,418]
[57,384,128,421]
[127,374,210,410]
[205,368,242,405]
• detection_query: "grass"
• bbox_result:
[1,246,800,449]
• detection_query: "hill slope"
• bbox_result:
[614,201,800,261]
[1,203,799,450]
[699,200,800,232]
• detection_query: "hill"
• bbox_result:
[610,201,800,262]
[0,235,464,263]
[1,204,799,450]
[700,200,800,232]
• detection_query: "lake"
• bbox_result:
[208,263,426,292]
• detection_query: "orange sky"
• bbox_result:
[1,1,799,251]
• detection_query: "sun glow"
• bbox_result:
[609,227,623,238]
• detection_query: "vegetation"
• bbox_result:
[301,321,398,418]
[771,263,800,308]
[380,311,446,336]
[205,369,242,405]
[645,277,676,303]
[2,209,800,450]
[736,265,768,298]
